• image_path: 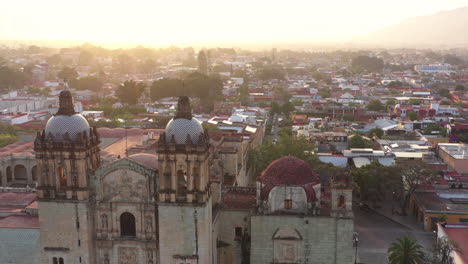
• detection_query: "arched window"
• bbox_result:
[164,165,171,189]
[14,165,27,181]
[53,257,58,264]
[338,195,346,208]
[31,166,38,182]
[6,166,12,182]
[177,169,187,199]
[193,167,200,191]
[57,167,66,188]
[120,212,136,237]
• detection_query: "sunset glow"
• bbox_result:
[2,0,468,46]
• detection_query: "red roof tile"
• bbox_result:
[0,215,39,229]
[222,187,256,210]
[0,192,37,207]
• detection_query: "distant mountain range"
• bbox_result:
[359,7,468,47]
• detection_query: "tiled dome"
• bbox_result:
[45,114,90,142]
[165,117,204,144]
[164,96,204,144]
[258,156,320,186]
[43,89,90,142]
[258,156,320,201]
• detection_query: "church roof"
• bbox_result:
[258,156,320,202]
[128,153,158,170]
[222,187,256,210]
[258,156,320,186]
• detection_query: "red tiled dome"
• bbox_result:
[258,156,320,201]
[258,156,320,186]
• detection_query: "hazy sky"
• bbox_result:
[2,0,468,45]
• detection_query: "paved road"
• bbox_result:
[354,203,435,264]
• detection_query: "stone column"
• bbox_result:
[1,168,6,187]
[187,160,194,203]
[171,160,176,202]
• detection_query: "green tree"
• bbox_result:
[352,162,402,204]
[387,236,425,264]
[248,130,341,179]
[367,128,384,138]
[408,99,421,105]
[408,111,418,121]
[387,81,404,88]
[367,100,384,112]
[270,101,281,114]
[351,55,384,72]
[455,85,465,92]
[318,88,331,98]
[385,99,396,109]
[70,76,103,91]
[57,66,78,81]
[438,88,451,98]
[78,50,94,66]
[349,134,373,148]
[257,66,285,81]
[116,80,146,105]
[397,160,438,214]
[137,59,157,75]
[281,102,295,116]
[0,66,27,91]
[291,99,303,106]
[197,50,208,74]
[150,78,184,100]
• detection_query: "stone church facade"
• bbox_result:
[34,91,354,264]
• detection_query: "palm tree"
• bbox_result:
[388,236,425,264]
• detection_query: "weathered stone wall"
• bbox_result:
[158,198,212,264]
[38,201,95,264]
[250,215,354,264]
[268,186,307,213]
[214,210,250,264]
[0,228,40,264]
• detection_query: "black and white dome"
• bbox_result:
[164,96,204,144]
[45,114,90,142]
[165,118,204,144]
[44,90,90,142]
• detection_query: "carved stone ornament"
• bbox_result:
[119,247,137,264]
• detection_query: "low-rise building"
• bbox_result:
[437,143,468,174]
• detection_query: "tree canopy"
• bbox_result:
[367,100,384,112]
[57,66,78,81]
[408,111,418,121]
[351,55,384,72]
[248,130,342,180]
[69,76,103,91]
[150,72,222,111]
[116,80,146,105]
[388,236,425,264]
[0,65,27,91]
[349,134,373,149]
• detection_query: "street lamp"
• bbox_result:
[353,232,359,264]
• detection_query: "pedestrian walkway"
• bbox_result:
[355,199,423,231]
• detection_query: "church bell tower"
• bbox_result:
[34,90,100,264]
[157,96,213,264]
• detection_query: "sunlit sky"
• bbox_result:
[2,0,468,46]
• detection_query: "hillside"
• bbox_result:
[361,7,468,47]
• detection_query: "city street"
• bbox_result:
[353,203,435,264]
